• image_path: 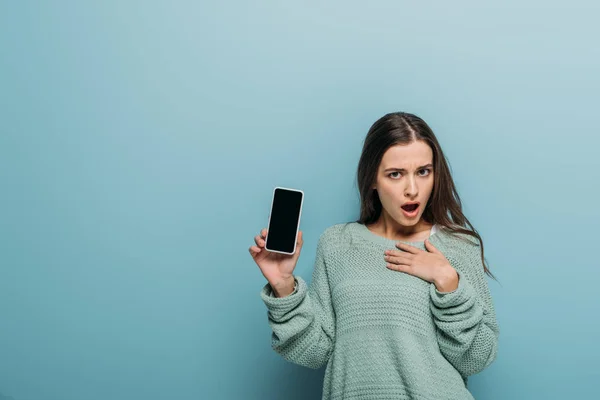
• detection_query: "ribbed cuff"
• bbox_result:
[429,271,475,309]
[259,276,307,320]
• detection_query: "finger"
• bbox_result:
[386,262,412,273]
[254,234,265,247]
[386,249,414,259]
[424,239,440,253]
[385,254,412,265]
[261,228,267,238]
[293,231,303,255]
[249,245,262,256]
[395,242,420,254]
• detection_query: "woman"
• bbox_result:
[248,112,499,400]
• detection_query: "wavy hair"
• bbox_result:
[354,112,496,280]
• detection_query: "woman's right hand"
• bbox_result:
[249,228,303,293]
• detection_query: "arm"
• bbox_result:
[429,242,500,377]
[259,233,336,369]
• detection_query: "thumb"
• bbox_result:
[295,231,303,253]
[424,239,440,254]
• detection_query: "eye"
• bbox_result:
[388,169,432,179]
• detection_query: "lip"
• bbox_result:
[401,201,420,207]
[401,202,420,218]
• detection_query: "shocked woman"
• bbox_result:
[250,111,500,400]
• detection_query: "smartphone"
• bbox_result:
[265,186,304,255]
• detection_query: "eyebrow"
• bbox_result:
[384,163,433,172]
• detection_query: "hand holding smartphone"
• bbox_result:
[249,187,305,296]
[265,187,304,255]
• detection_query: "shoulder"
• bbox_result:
[435,227,483,264]
[436,226,480,248]
[316,222,356,252]
[318,222,351,243]
[435,228,488,278]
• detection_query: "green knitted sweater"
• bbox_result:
[260,222,499,400]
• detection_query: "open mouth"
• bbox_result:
[401,204,419,212]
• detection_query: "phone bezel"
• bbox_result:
[264,186,304,255]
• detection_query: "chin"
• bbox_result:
[397,216,420,225]
[403,214,424,223]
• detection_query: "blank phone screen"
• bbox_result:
[266,188,303,254]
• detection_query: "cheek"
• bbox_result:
[377,183,395,197]
[425,182,434,194]
[378,188,401,208]
[374,186,392,201]
[424,177,434,193]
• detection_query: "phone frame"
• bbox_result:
[264,186,304,255]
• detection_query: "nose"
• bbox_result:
[405,176,418,198]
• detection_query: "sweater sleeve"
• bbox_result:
[428,241,500,377]
[259,233,336,370]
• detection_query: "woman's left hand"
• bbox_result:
[384,239,459,291]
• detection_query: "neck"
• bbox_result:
[369,213,433,242]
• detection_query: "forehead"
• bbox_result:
[380,142,433,169]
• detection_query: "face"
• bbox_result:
[372,141,434,227]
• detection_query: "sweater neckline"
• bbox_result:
[353,221,441,247]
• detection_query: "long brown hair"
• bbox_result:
[354,112,496,280]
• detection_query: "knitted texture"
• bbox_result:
[260,222,499,400]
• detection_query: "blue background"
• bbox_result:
[1,1,598,399]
